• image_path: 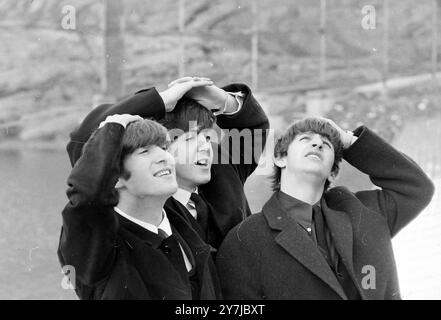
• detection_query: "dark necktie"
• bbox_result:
[190,192,209,238]
[313,205,361,300]
[157,228,190,282]
[157,228,169,240]
[313,205,339,271]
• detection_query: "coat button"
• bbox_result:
[162,244,171,254]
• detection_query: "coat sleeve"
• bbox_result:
[67,88,166,167]
[95,88,166,121]
[200,84,269,248]
[343,126,435,237]
[214,83,270,183]
[58,123,125,287]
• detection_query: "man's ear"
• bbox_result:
[273,155,286,169]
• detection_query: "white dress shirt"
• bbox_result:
[114,207,192,272]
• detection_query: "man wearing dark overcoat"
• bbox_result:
[216,117,434,300]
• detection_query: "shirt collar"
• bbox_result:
[114,207,172,237]
[172,187,198,208]
[277,191,318,229]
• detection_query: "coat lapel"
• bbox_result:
[321,196,366,299]
[117,216,192,299]
[166,206,220,299]
[263,194,348,300]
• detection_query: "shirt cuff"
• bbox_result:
[98,120,125,129]
[220,91,244,115]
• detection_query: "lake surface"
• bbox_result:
[0,149,76,299]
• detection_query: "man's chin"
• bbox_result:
[193,174,211,187]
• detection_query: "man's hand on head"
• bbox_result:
[99,114,144,129]
[184,81,233,113]
[318,117,358,149]
[159,76,214,112]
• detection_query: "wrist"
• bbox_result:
[212,93,229,116]
[343,130,357,149]
[158,90,174,112]
[223,93,239,114]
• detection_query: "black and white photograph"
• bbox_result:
[0,0,440,303]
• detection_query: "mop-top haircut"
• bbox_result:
[120,118,169,179]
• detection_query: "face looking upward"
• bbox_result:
[276,131,336,185]
[167,129,214,191]
[117,143,178,198]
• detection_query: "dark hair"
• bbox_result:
[120,118,169,179]
[270,117,344,191]
[160,97,216,140]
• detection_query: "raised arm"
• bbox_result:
[187,82,270,182]
[342,126,434,237]
[59,115,142,286]
[216,83,270,182]
[67,79,213,166]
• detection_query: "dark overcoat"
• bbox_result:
[216,127,435,300]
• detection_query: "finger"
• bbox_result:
[168,78,192,88]
[194,77,211,82]
[125,115,143,123]
[189,80,214,88]
[131,115,144,121]
[168,77,194,88]
[191,76,211,82]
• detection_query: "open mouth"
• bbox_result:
[153,168,172,177]
[194,159,210,167]
[305,152,322,161]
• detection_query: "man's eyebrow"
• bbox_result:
[137,146,151,153]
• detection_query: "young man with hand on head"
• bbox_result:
[216,117,434,300]
[66,77,269,250]
[59,114,221,300]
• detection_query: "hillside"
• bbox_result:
[0,0,440,146]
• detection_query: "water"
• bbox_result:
[0,149,76,299]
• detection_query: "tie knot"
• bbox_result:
[190,192,203,204]
[189,192,209,231]
[157,228,169,240]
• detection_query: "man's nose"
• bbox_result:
[197,134,211,151]
[311,136,323,149]
[156,148,176,166]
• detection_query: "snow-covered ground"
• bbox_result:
[392,179,441,299]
